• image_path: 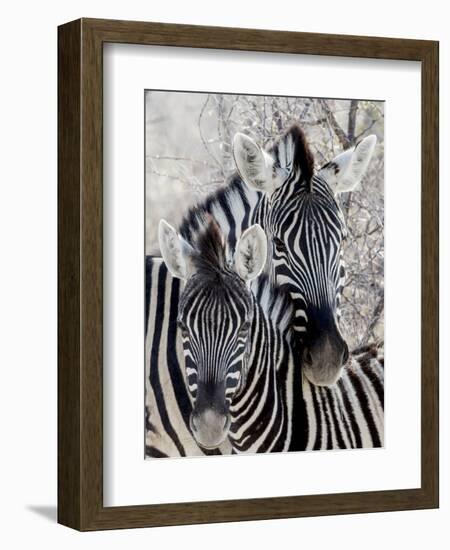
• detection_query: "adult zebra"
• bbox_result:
[232,125,377,386]
[146,123,380,456]
[158,219,383,452]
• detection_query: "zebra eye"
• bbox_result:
[177,319,188,333]
[274,237,287,252]
[239,321,250,334]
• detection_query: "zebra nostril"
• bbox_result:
[190,414,198,433]
[342,343,349,365]
[223,415,231,431]
[303,348,313,366]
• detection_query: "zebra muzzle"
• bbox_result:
[302,336,349,387]
[190,409,231,449]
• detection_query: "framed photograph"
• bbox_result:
[58,18,439,530]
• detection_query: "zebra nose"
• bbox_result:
[342,342,349,365]
[190,413,198,432]
[190,409,230,449]
[191,412,228,432]
[303,340,349,369]
[223,414,231,431]
[303,348,313,367]
[301,336,348,387]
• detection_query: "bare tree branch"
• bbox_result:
[320,99,351,149]
[347,99,359,142]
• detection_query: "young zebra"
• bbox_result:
[158,220,383,453]
[145,256,230,457]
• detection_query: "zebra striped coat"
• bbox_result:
[145,257,228,457]
[146,123,382,456]
[145,256,384,456]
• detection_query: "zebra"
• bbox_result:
[145,256,229,457]
[158,219,384,452]
[232,125,377,386]
[146,123,380,456]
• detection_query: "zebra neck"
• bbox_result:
[247,301,293,380]
[249,275,294,339]
[228,292,296,454]
[240,277,294,392]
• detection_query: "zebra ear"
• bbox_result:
[318,135,377,194]
[232,133,277,195]
[235,224,267,282]
[159,219,194,280]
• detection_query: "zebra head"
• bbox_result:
[159,219,267,449]
[233,124,377,387]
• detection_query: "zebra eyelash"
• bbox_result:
[273,237,287,252]
[238,321,251,334]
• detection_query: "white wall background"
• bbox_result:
[0,1,447,547]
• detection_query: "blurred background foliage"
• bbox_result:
[145,92,384,349]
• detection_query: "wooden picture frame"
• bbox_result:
[58,18,439,531]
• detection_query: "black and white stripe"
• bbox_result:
[302,345,384,450]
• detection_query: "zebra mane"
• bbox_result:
[178,174,255,250]
[190,221,293,333]
[186,216,227,282]
[192,218,225,271]
[269,123,315,187]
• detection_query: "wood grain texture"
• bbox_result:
[57,19,82,529]
[57,18,439,531]
[420,40,439,507]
